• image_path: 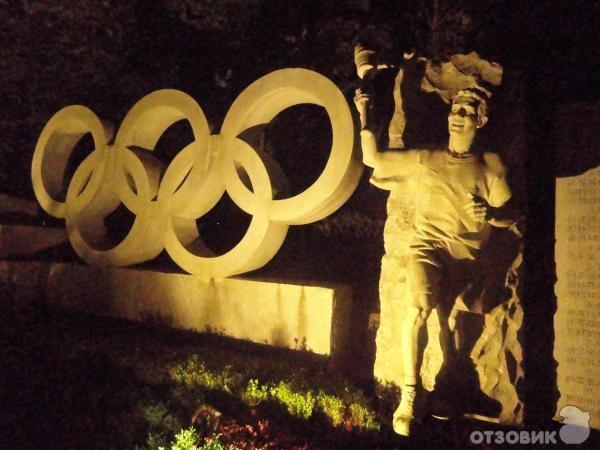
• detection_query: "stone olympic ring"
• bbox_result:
[32,68,362,278]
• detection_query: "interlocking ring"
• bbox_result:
[32,68,362,277]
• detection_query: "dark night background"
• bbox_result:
[2,0,599,198]
[1,0,600,444]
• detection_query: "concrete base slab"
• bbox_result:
[0,261,351,356]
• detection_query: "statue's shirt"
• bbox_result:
[372,149,511,262]
[412,150,510,258]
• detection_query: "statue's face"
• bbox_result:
[448,96,479,152]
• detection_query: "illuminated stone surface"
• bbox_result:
[355,49,523,427]
[556,166,600,430]
[31,68,362,278]
[0,261,351,356]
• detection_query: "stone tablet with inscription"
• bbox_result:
[555,166,600,430]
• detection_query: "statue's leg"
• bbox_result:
[436,302,457,367]
[394,253,440,435]
[401,300,432,386]
[432,247,478,418]
[431,300,463,419]
[402,253,441,385]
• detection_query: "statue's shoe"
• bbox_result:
[393,413,420,436]
[392,386,425,436]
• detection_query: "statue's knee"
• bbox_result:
[410,290,436,310]
[406,304,432,326]
[410,292,433,313]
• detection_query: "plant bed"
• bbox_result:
[4,284,595,449]
[1,285,388,449]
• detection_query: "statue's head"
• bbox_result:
[448,89,489,153]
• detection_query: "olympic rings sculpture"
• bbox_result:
[32,69,362,278]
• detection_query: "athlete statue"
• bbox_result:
[355,85,514,436]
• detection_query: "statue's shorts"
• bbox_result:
[406,239,478,310]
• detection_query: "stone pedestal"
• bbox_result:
[0,260,351,357]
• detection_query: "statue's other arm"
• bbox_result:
[355,89,418,178]
[486,175,515,228]
[464,153,517,227]
[484,153,516,228]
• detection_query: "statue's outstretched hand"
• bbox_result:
[464,193,490,222]
[354,89,372,129]
[354,88,371,108]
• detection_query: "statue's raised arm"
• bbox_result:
[353,88,419,182]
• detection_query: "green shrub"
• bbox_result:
[198,435,229,450]
[270,381,315,420]
[348,403,380,431]
[242,378,269,406]
[136,431,167,450]
[169,355,242,394]
[142,402,182,434]
[316,391,346,426]
[171,427,200,450]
